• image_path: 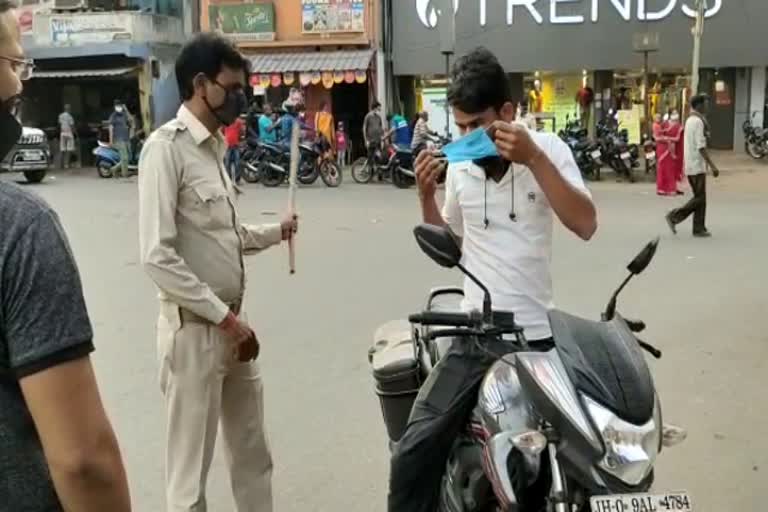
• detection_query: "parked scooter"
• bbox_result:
[370,225,688,512]
[94,130,145,178]
[743,112,767,160]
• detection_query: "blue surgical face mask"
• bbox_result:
[441,127,499,164]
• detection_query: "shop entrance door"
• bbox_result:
[700,69,735,150]
[331,82,369,159]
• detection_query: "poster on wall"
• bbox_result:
[209,3,276,41]
[617,106,642,145]
[301,0,365,34]
[420,88,460,141]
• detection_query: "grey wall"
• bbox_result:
[393,0,768,75]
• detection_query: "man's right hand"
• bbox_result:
[415,150,445,200]
[218,311,253,344]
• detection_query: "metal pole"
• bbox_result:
[444,52,452,138]
[690,0,706,95]
[643,50,650,175]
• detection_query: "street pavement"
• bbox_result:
[3,157,766,511]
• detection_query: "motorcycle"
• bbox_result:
[597,117,639,182]
[643,135,657,176]
[94,130,145,178]
[351,143,395,184]
[389,134,452,189]
[559,116,602,181]
[257,138,342,188]
[370,225,688,512]
[743,112,767,160]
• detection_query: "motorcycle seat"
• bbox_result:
[548,310,655,424]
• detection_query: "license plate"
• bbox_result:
[646,152,656,160]
[590,491,693,512]
[591,150,602,159]
[21,150,44,161]
[621,152,631,160]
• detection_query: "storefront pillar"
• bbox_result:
[750,66,766,128]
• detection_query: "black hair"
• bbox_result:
[175,33,250,101]
[447,47,512,114]
[0,0,17,12]
[690,94,708,111]
[371,100,381,110]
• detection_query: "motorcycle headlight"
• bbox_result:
[584,395,661,486]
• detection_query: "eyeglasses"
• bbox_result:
[0,56,35,81]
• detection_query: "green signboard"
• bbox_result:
[209,3,275,41]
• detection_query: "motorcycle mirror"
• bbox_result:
[413,224,462,269]
[627,237,660,275]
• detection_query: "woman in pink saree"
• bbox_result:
[653,114,673,195]
[655,112,684,195]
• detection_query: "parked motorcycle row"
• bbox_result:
[558,113,647,182]
[239,136,342,188]
[350,134,452,189]
[742,112,768,160]
[370,225,689,512]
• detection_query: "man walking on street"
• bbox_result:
[58,103,76,168]
[109,99,132,178]
[363,100,384,169]
[138,33,297,512]
[1,3,132,510]
[666,94,720,238]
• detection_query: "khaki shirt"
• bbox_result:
[138,105,282,324]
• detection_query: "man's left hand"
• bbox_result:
[234,330,260,362]
[281,212,298,241]
[490,121,544,167]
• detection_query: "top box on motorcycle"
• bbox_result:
[368,320,421,442]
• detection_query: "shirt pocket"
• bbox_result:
[186,182,234,230]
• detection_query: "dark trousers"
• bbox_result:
[366,140,381,169]
[670,174,707,234]
[388,337,553,512]
[225,147,241,183]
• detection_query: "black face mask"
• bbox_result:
[0,95,22,161]
[204,82,247,126]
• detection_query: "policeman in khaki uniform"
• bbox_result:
[138,34,297,512]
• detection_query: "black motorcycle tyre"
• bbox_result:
[745,139,766,160]
[351,157,373,183]
[260,162,284,187]
[97,159,113,178]
[319,160,342,187]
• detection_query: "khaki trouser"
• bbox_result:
[156,301,273,512]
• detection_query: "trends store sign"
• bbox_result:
[394,0,768,75]
[415,0,722,28]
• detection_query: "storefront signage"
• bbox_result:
[416,0,722,28]
[301,0,365,33]
[208,3,276,41]
[49,15,131,45]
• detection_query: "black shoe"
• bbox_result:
[665,213,677,235]
[693,230,712,238]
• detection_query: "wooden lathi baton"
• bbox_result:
[287,122,300,275]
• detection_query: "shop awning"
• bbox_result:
[31,67,138,79]
[249,49,374,74]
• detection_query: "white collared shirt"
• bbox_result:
[441,130,590,340]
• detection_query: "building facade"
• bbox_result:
[386,0,768,150]
[21,0,194,165]
[201,0,380,158]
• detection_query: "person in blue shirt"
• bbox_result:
[389,112,411,147]
[258,103,277,143]
[277,105,297,147]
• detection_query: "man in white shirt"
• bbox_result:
[666,94,720,238]
[58,104,75,168]
[388,47,597,512]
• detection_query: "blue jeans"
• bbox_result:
[226,147,241,182]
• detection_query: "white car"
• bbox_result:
[0,126,50,183]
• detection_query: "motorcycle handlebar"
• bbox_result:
[408,311,478,327]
